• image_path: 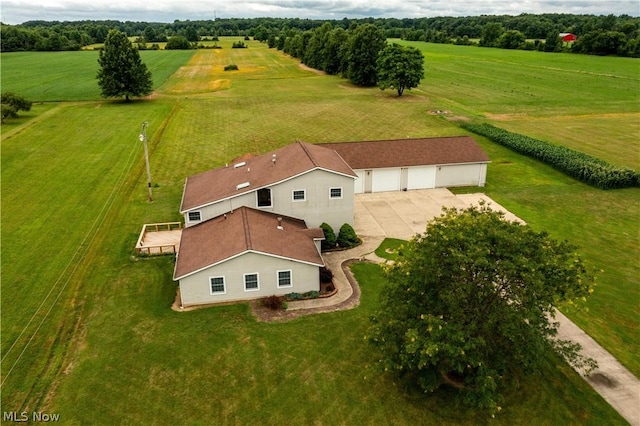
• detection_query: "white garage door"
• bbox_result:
[407,166,437,190]
[372,168,401,192]
[435,164,483,187]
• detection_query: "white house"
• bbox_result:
[173,137,490,307]
[174,206,325,306]
[180,141,357,232]
[318,136,490,193]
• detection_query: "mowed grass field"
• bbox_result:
[1,37,637,423]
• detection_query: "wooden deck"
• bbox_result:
[136,222,182,255]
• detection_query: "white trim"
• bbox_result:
[209,276,226,295]
[277,269,293,288]
[180,168,356,213]
[256,187,273,208]
[243,272,260,292]
[292,189,306,202]
[329,187,343,199]
[174,250,324,280]
[187,211,202,223]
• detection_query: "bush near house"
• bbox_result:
[461,122,640,189]
[319,266,334,284]
[320,222,336,250]
[262,295,286,310]
[337,223,360,248]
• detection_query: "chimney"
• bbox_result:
[277,217,283,230]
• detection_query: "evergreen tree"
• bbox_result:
[97,29,153,102]
[345,24,386,86]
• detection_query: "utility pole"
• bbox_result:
[139,121,153,201]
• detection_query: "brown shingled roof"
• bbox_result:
[317,136,490,169]
[180,142,357,212]
[174,207,324,280]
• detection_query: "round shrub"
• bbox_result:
[319,266,333,284]
[337,223,360,248]
[224,64,239,71]
[320,222,336,250]
[262,295,286,310]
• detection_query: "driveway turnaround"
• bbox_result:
[293,188,639,425]
[354,188,523,240]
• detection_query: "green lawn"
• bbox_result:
[398,40,640,170]
[0,49,194,102]
[1,39,637,423]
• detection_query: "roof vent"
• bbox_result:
[236,182,250,190]
[277,217,283,230]
[233,161,246,169]
[272,154,277,166]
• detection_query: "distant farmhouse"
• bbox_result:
[173,137,490,307]
[560,33,577,43]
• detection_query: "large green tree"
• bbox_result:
[96,29,153,102]
[1,92,32,123]
[344,23,386,86]
[376,43,424,96]
[369,204,596,413]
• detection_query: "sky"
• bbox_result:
[1,0,638,25]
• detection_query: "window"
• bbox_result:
[329,187,343,199]
[244,273,259,291]
[210,276,225,294]
[292,190,306,201]
[188,211,201,222]
[277,270,292,288]
[257,188,272,207]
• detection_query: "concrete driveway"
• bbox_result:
[354,188,524,240]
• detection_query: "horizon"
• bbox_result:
[1,0,639,26]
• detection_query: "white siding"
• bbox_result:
[407,166,437,190]
[435,164,485,188]
[354,170,366,194]
[184,169,355,231]
[178,252,320,306]
[372,168,402,192]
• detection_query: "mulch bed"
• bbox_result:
[250,259,366,322]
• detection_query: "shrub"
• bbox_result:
[319,267,333,284]
[461,122,640,190]
[262,295,286,310]
[285,291,319,301]
[337,223,360,248]
[165,36,192,50]
[286,292,302,300]
[224,64,239,71]
[232,41,247,48]
[320,223,336,250]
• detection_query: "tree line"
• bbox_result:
[1,14,639,57]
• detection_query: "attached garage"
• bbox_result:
[319,137,490,194]
[435,163,488,188]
